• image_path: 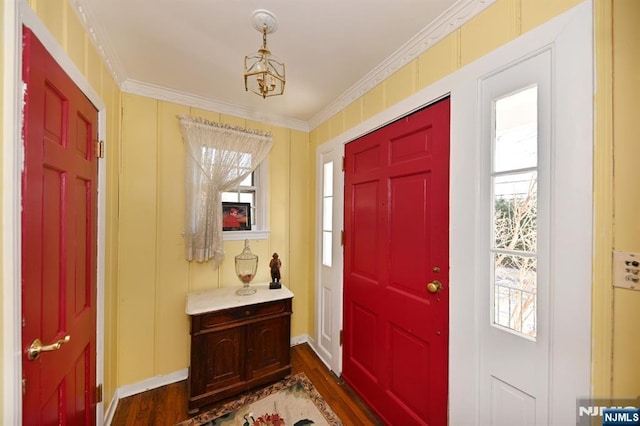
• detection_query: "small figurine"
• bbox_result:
[269,253,282,289]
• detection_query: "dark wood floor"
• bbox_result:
[111,343,383,425]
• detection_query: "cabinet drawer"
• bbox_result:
[194,298,292,332]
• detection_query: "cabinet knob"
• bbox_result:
[245,310,251,316]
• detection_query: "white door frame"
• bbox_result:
[2,2,108,424]
[315,2,592,423]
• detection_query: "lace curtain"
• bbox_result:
[178,115,273,268]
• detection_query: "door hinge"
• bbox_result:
[95,140,105,159]
[341,156,345,172]
[341,230,345,246]
[96,384,103,403]
[339,329,343,346]
[22,378,26,395]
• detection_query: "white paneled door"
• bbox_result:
[315,146,344,374]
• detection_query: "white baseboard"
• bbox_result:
[103,335,313,424]
[103,397,118,426]
[291,333,310,346]
[118,368,189,398]
[304,335,318,353]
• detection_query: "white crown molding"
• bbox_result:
[68,0,127,86]
[120,79,309,132]
[67,0,310,131]
[68,0,494,133]
[307,0,496,130]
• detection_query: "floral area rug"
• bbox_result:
[177,373,343,426]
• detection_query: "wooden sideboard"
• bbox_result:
[185,284,294,413]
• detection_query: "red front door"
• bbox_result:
[343,98,450,425]
[21,27,99,425]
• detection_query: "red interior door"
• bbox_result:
[21,27,98,425]
[343,98,450,425]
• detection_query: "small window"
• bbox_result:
[322,161,334,267]
[491,86,538,338]
[222,173,257,228]
[221,161,269,240]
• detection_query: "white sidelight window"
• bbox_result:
[491,87,539,338]
[322,161,334,267]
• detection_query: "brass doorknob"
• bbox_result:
[427,280,443,293]
[27,335,70,361]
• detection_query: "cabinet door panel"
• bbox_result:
[191,327,244,395]
[247,316,291,379]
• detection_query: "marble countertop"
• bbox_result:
[185,283,294,315]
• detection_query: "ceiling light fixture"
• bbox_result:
[244,9,285,99]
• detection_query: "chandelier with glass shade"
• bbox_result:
[243,9,285,99]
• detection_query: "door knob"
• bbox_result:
[27,335,70,361]
[427,280,443,294]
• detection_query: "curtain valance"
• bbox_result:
[178,115,273,268]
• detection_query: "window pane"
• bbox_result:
[323,162,333,197]
[493,172,537,251]
[494,86,537,172]
[491,86,539,340]
[323,197,333,231]
[239,192,254,204]
[239,173,253,186]
[221,192,239,202]
[494,253,537,337]
[323,231,332,267]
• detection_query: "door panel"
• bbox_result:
[344,98,450,425]
[389,173,430,295]
[22,27,98,425]
[316,147,345,374]
[352,181,379,278]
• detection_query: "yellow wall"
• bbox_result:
[593,0,615,397]
[611,0,640,396]
[116,94,312,384]
[3,0,638,422]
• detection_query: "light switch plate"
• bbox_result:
[613,251,640,291]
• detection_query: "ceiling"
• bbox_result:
[70,0,489,130]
